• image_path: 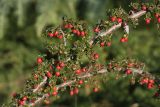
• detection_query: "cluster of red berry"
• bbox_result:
[75,68,86,75]
[37,57,65,78]
[125,69,132,75]
[110,16,123,23]
[145,14,160,24]
[100,42,112,47]
[64,23,87,37]
[18,96,27,106]
[140,78,155,89]
[120,37,128,43]
[48,31,63,39]
[140,5,160,24]
[72,29,86,37]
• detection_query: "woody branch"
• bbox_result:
[28,66,148,106]
[89,10,146,45]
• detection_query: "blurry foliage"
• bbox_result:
[0,0,160,106]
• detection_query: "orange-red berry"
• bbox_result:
[37,57,43,64]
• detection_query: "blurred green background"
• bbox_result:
[0,0,160,107]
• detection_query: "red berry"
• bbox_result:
[59,62,65,67]
[70,90,74,96]
[55,72,60,77]
[18,100,24,106]
[117,17,122,23]
[141,78,149,84]
[68,24,73,28]
[46,71,52,78]
[93,53,99,59]
[149,79,154,84]
[147,83,154,89]
[141,5,147,11]
[72,29,77,34]
[57,35,63,39]
[100,42,105,47]
[94,27,100,33]
[81,31,86,37]
[22,96,27,101]
[74,87,79,94]
[125,69,132,75]
[120,37,126,42]
[65,24,73,29]
[48,32,54,37]
[79,80,83,84]
[64,24,69,28]
[106,42,111,47]
[145,18,151,24]
[76,30,81,36]
[120,37,128,42]
[155,13,159,18]
[54,31,59,36]
[110,16,116,22]
[157,17,160,23]
[93,87,99,93]
[81,68,86,72]
[75,69,81,75]
[37,57,43,64]
[52,91,58,96]
[56,65,61,70]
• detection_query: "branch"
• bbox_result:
[99,23,122,37]
[15,9,154,106]
[60,29,67,46]
[27,67,145,106]
[129,10,146,19]
[32,10,147,94]
[28,94,49,106]
[32,76,47,93]
[89,10,146,45]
